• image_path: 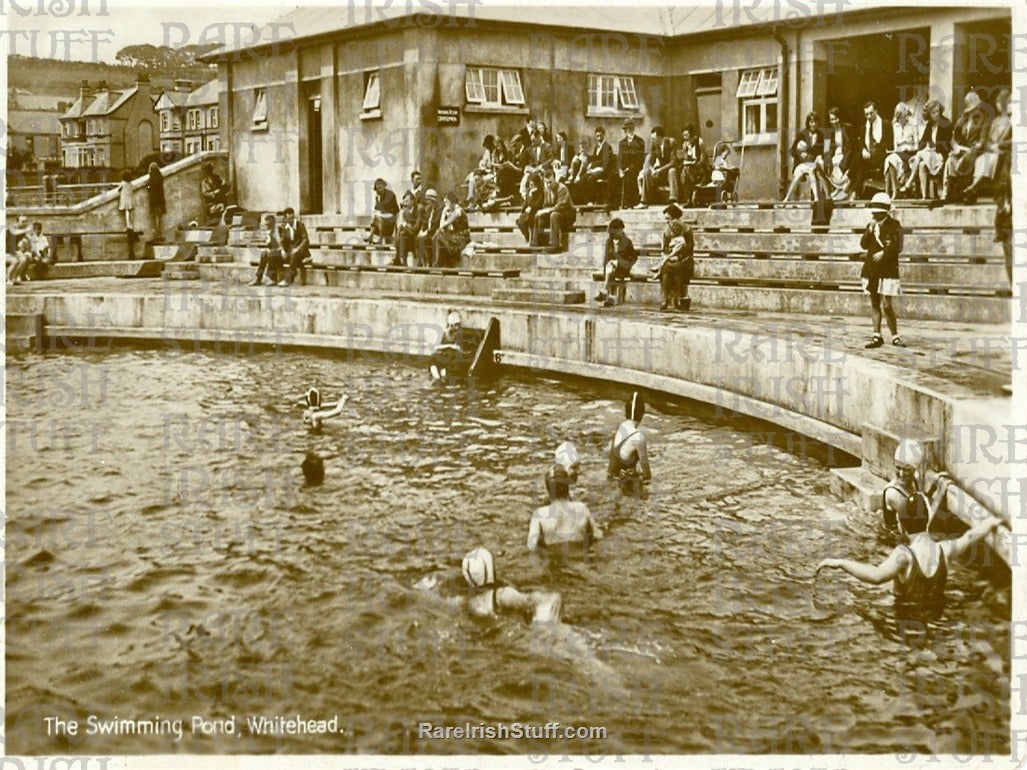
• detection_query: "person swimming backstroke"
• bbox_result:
[607,391,651,494]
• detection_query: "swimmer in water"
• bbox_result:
[555,440,581,483]
[429,310,466,380]
[528,465,603,551]
[607,391,651,494]
[880,439,950,530]
[301,387,348,434]
[416,547,561,623]
[301,451,325,486]
[817,499,1007,613]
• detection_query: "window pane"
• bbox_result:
[588,74,598,109]
[737,70,759,99]
[616,76,639,109]
[601,75,616,109]
[744,103,760,136]
[766,101,778,133]
[757,67,778,96]
[363,72,381,111]
[499,70,525,105]
[481,69,500,104]
[253,90,267,123]
[465,68,484,103]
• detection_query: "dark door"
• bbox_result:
[306,95,323,214]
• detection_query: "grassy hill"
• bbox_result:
[7,55,215,99]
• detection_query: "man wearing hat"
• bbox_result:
[618,118,646,209]
[595,217,637,307]
[860,192,904,348]
[650,203,694,311]
[416,188,441,267]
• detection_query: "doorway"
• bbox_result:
[305,93,323,214]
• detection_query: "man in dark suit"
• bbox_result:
[639,125,678,205]
[617,118,646,209]
[533,166,576,252]
[416,189,441,267]
[595,217,637,306]
[584,126,615,209]
[280,207,311,286]
[855,101,893,199]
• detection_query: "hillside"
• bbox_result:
[6,55,216,99]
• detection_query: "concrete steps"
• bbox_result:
[42,260,166,280]
[162,263,201,281]
[5,312,44,351]
[492,283,585,304]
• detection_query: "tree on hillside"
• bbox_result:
[115,44,218,69]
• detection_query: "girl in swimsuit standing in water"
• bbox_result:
[302,387,348,434]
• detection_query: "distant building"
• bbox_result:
[154,79,221,155]
[59,76,158,169]
[203,2,1012,214]
[6,90,70,171]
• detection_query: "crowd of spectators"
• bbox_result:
[6,215,54,285]
[785,89,1011,205]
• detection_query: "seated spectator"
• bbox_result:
[855,101,892,198]
[824,107,858,201]
[249,213,284,286]
[465,135,496,210]
[784,111,826,202]
[494,137,524,201]
[407,169,425,205]
[566,141,590,201]
[595,217,637,307]
[368,178,399,245]
[583,126,616,208]
[552,130,573,182]
[416,189,442,267]
[519,129,552,201]
[884,102,919,199]
[912,99,952,200]
[7,221,32,285]
[394,190,419,267]
[638,125,678,206]
[677,125,710,207]
[943,91,989,202]
[517,174,545,244]
[200,162,227,225]
[27,221,54,279]
[964,88,1011,202]
[710,141,733,184]
[432,192,471,267]
[650,203,694,311]
[279,207,311,286]
[533,166,576,252]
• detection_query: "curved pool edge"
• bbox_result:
[6,289,1017,562]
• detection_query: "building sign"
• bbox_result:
[436,107,460,126]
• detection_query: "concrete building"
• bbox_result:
[59,76,158,170]
[155,79,221,156]
[203,2,1012,215]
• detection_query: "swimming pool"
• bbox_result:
[4,346,1010,755]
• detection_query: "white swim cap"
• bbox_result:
[894,439,924,467]
[555,441,580,469]
[446,310,462,327]
[461,547,495,588]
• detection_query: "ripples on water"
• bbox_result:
[5,347,1010,755]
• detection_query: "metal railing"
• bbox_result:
[7,183,116,207]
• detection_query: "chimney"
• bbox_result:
[97,80,108,92]
[79,80,92,103]
[134,73,150,95]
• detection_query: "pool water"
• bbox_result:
[4,347,1010,755]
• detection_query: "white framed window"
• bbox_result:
[186,138,201,154]
[209,106,219,129]
[464,67,525,108]
[362,71,381,113]
[206,135,220,151]
[587,74,640,115]
[160,111,170,132]
[187,109,200,131]
[738,67,778,142]
[252,88,268,130]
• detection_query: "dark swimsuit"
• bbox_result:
[882,484,929,529]
[894,543,947,615]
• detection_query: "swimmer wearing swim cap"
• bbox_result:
[607,391,651,494]
[528,465,603,552]
[880,439,949,530]
[430,309,467,380]
[554,440,581,483]
[449,547,561,623]
[301,387,348,433]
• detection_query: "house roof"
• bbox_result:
[201,0,1006,59]
[80,86,138,117]
[185,79,220,107]
[8,109,65,134]
[154,90,190,110]
[9,93,70,112]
